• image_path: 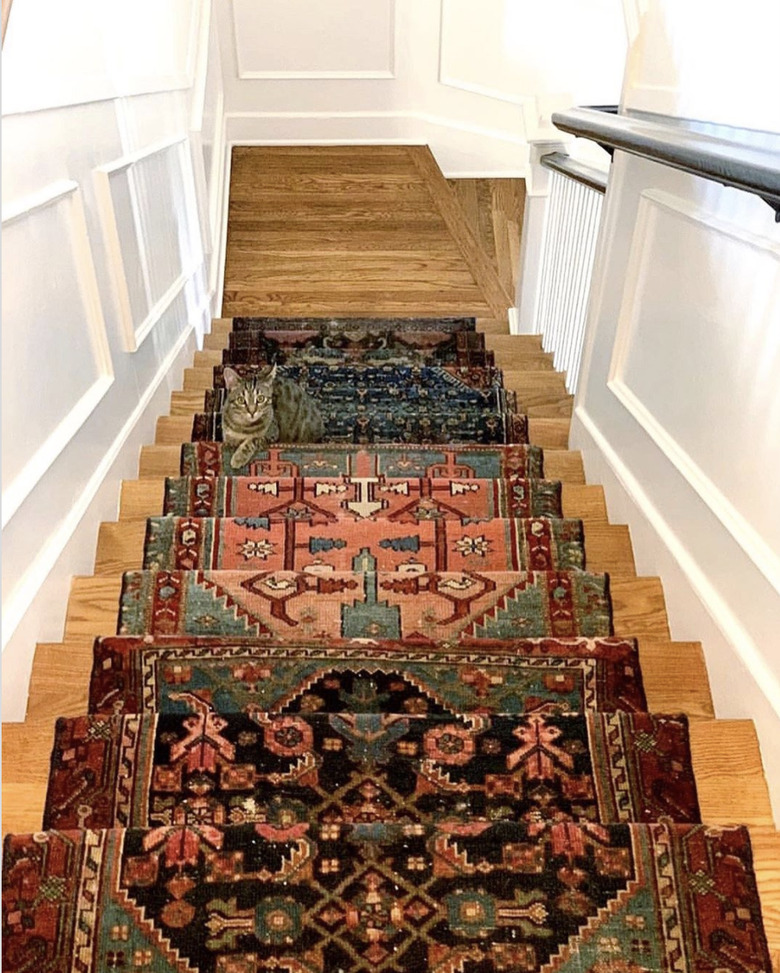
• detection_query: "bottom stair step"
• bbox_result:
[2,821,771,971]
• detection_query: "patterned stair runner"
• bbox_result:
[141,515,587,572]
[161,475,564,520]
[3,315,771,972]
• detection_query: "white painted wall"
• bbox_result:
[216,0,627,176]
[571,0,780,816]
[1,0,226,718]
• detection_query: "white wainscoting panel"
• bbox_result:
[95,137,202,351]
[621,0,780,132]
[439,0,626,110]
[232,0,396,79]
[2,0,201,116]
[1,181,114,525]
[608,189,780,590]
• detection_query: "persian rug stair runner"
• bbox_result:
[44,710,700,830]
[191,404,528,446]
[179,442,545,478]
[3,822,770,971]
[162,475,564,520]
[225,327,495,367]
[232,315,477,332]
[216,359,502,389]
[142,515,586,572]
[118,569,613,640]
[88,636,649,716]
[207,365,511,406]
[4,315,772,973]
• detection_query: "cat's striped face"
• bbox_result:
[224,366,275,420]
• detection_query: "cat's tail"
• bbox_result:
[230,438,260,469]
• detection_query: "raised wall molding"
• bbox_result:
[94,135,199,352]
[189,0,214,133]
[1,181,114,527]
[232,0,396,81]
[1,317,198,649]
[575,403,780,719]
[2,0,201,116]
[437,0,527,106]
[608,187,780,596]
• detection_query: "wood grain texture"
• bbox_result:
[408,149,512,317]
[449,178,526,299]
[222,145,501,318]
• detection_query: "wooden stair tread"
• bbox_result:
[154,413,572,451]
[611,577,670,640]
[118,480,609,523]
[750,826,780,971]
[24,636,714,727]
[4,710,768,832]
[63,573,671,658]
[638,641,713,719]
[138,443,584,482]
[93,519,634,578]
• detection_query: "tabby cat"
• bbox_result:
[222,365,325,469]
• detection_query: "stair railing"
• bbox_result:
[533,152,607,395]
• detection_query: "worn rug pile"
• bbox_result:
[2,317,771,972]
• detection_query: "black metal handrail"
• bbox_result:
[552,107,780,220]
[539,152,608,194]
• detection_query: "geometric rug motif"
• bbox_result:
[3,822,770,972]
[231,314,478,332]
[118,569,613,641]
[89,636,648,718]
[142,516,586,573]
[216,361,503,391]
[43,711,700,831]
[205,364,512,409]
[224,326,492,367]
[179,443,545,480]
[162,476,564,521]
[190,407,529,448]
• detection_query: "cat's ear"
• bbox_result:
[260,364,277,382]
[223,367,241,390]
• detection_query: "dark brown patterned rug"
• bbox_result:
[3,822,770,971]
[44,710,699,831]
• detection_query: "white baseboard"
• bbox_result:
[224,111,528,178]
[1,323,200,721]
[571,404,780,823]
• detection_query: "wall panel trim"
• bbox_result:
[1,318,198,649]
[437,0,528,105]
[1,181,114,527]
[575,403,780,717]
[232,0,395,81]
[94,135,193,352]
[607,187,780,595]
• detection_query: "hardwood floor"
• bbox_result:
[3,145,778,968]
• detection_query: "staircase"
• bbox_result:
[3,145,779,971]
